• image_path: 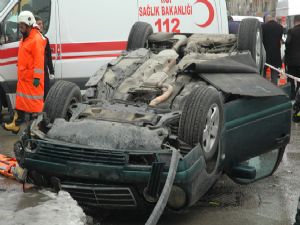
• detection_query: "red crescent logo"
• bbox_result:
[194,0,215,28]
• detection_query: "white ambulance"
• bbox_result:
[0,0,228,114]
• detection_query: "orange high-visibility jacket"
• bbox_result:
[16,28,46,113]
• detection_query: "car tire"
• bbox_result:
[44,80,82,122]
[127,22,153,51]
[237,18,263,72]
[179,85,224,161]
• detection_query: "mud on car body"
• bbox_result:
[15,20,292,212]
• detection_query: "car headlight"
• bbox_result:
[167,185,187,210]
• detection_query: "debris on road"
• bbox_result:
[0,154,17,179]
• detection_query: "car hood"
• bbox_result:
[46,118,168,151]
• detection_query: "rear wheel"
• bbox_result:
[127,22,153,51]
[43,80,82,122]
[237,18,263,73]
[179,85,224,170]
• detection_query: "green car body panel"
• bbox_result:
[18,31,293,210]
[22,94,292,209]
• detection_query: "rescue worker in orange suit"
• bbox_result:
[3,11,46,133]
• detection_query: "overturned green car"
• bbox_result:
[16,20,291,213]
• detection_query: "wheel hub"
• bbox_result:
[202,104,220,153]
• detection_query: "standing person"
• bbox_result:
[35,16,55,99]
[262,14,284,84]
[285,15,300,100]
[228,16,239,34]
[3,11,46,133]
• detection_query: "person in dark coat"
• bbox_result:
[262,14,283,84]
[228,16,239,34]
[35,16,55,99]
[285,15,300,100]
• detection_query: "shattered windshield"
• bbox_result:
[0,0,10,13]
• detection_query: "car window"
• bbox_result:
[1,0,51,44]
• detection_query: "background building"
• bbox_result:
[226,0,278,17]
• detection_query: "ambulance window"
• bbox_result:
[0,0,10,13]
[1,0,51,44]
[1,3,19,43]
[20,0,51,33]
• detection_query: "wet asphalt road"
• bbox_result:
[0,123,299,225]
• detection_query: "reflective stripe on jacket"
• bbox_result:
[16,28,46,113]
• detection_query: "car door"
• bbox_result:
[223,93,292,183]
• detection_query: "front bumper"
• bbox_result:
[23,139,214,209]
